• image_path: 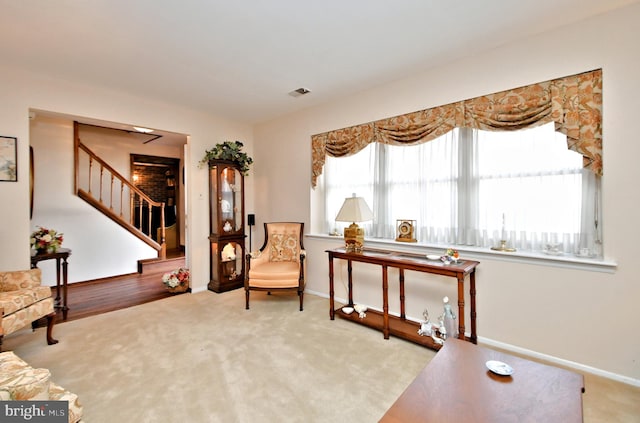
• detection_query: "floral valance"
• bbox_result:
[311,69,602,187]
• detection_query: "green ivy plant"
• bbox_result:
[200,140,253,175]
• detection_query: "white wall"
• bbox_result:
[253,4,640,383]
[0,65,254,293]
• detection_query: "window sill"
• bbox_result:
[305,234,617,273]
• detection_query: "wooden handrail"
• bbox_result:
[73,121,166,259]
[77,143,163,211]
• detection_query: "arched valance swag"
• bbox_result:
[311,69,602,188]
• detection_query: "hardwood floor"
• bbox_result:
[52,251,187,324]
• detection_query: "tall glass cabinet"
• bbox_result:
[208,160,246,293]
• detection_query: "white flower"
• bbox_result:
[162,268,189,289]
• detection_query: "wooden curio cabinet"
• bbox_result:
[208,160,246,293]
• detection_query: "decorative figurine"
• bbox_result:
[431,330,444,346]
[440,296,458,340]
[431,314,445,346]
[354,304,368,319]
[221,243,236,261]
[223,221,233,232]
[417,308,433,337]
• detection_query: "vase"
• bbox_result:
[35,245,57,254]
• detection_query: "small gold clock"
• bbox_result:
[396,219,417,242]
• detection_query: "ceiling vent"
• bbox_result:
[289,87,311,97]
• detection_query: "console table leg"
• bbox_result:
[55,258,61,307]
[382,265,389,339]
[470,270,477,344]
[347,259,353,306]
[399,269,406,319]
[329,255,335,320]
[457,275,465,341]
[62,257,69,320]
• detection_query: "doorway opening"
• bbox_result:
[30,109,189,285]
[131,154,182,254]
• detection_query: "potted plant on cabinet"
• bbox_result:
[199,140,253,175]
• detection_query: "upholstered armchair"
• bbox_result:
[0,268,57,350]
[0,351,83,422]
[245,222,306,311]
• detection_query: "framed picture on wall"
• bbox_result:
[0,136,17,182]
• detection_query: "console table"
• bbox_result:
[380,338,585,422]
[31,248,71,320]
[327,247,479,351]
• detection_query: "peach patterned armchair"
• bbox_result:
[0,351,83,422]
[0,268,57,350]
[245,222,306,311]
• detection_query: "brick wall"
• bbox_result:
[133,165,171,203]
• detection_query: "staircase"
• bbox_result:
[137,254,185,274]
[73,121,167,261]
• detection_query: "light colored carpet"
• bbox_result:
[3,290,434,422]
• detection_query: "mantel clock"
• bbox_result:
[395,219,417,243]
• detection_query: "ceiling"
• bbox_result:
[2,1,637,126]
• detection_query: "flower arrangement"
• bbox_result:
[440,248,459,264]
[199,140,253,175]
[162,267,190,292]
[30,226,64,253]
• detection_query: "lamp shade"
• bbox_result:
[335,194,373,223]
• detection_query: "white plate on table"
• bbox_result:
[486,360,514,376]
[426,254,442,261]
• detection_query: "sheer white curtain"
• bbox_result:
[473,123,588,253]
[578,168,602,256]
[385,130,459,243]
[322,122,601,256]
[323,144,375,235]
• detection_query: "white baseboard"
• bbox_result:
[306,288,640,388]
[191,286,208,294]
[306,289,333,301]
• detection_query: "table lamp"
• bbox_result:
[335,194,374,253]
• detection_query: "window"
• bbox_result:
[323,122,601,256]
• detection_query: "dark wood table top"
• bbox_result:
[30,247,72,264]
[380,338,584,423]
[327,247,479,276]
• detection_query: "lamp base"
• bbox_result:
[344,223,365,253]
[490,240,516,252]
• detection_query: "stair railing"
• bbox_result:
[73,123,166,259]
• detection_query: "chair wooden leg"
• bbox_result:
[46,312,58,345]
[299,291,304,311]
[245,289,250,310]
